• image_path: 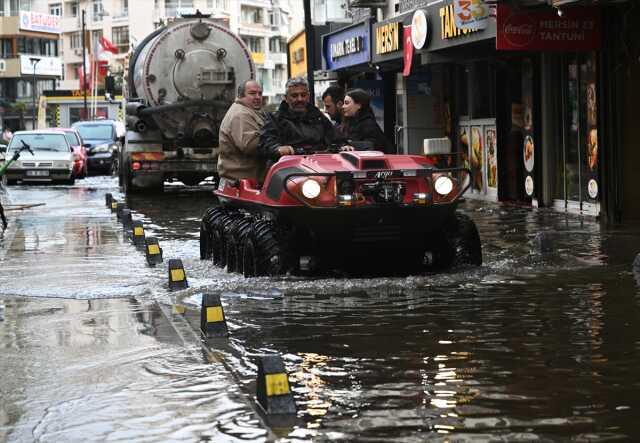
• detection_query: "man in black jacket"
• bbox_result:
[258,77,346,159]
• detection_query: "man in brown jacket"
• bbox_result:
[217,80,266,181]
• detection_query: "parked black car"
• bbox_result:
[71,120,122,175]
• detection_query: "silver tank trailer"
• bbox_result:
[129,18,255,145]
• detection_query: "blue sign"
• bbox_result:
[323,20,371,71]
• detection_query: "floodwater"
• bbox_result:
[1,177,640,442]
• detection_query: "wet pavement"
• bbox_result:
[1,177,640,442]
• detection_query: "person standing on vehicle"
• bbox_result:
[217,80,267,181]
[322,85,345,126]
[339,88,391,153]
[259,77,346,159]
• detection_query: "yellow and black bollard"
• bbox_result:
[116,203,126,220]
[168,258,188,290]
[145,236,163,266]
[256,354,296,415]
[131,220,146,247]
[110,199,118,213]
[105,193,113,207]
[200,293,228,337]
[121,209,133,230]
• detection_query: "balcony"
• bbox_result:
[0,17,20,36]
[0,57,21,78]
[267,52,287,65]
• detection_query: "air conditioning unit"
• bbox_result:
[424,137,451,155]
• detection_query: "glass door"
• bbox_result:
[555,53,599,213]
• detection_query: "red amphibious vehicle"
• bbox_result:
[200,149,482,276]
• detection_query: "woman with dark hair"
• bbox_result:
[339,88,391,152]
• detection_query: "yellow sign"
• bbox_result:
[206,306,224,323]
[440,4,480,39]
[134,226,144,236]
[376,22,401,55]
[288,31,307,78]
[170,269,185,282]
[265,373,290,397]
[147,244,160,255]
[251,52,265,65]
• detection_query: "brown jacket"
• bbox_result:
[217,100,266,181]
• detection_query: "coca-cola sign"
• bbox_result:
[497,4,601,51]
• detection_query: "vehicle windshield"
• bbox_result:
[74,124,113,140]
[8,133,69,152]
[64,132,80,146]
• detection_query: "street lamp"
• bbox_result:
[29,57,41,129]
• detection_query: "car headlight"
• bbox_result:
[434,176,454,195]
[54,161,72,169]
[301,179,321,199]
[92,143,110,153]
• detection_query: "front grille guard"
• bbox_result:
[282,167,472,208]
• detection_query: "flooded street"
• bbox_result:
[2,177,640,442]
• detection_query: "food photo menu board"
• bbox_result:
[459,119,498,201]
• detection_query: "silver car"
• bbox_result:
[3,130,76,185]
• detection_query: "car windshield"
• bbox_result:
[74,124,113,140]
[64,132,80,146]
[8,133,69,152]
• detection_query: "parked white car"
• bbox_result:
[3,130,76,185]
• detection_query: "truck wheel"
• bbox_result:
[242,220,285,277]
[209,209,240,268]
[445,213,482,267]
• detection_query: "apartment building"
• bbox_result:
[0,0,62,130]
[51,0,296,104]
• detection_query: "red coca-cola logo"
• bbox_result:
[501,13,536,48]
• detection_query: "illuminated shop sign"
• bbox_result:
[322,20,371,71]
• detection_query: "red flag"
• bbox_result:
[97,60,109,77]
[77,65,91,90]
[402,26,414,77]
[99,36,119,54]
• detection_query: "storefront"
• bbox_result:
[496,4,602,214]
[398,1,497,201]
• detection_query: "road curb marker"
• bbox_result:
[168,258,188,290]
[105,193,113,207]
[200,293,228,337]
[256,354,297,416]
[131,220,145,246]
[121,209,133,230]
[116,202,125,219]
[145,236,163,266]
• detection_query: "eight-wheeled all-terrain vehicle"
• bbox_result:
[199,149,482,277]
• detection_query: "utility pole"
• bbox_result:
[302,0,315,100]
[29,57,41,129]
[82,9,88,119]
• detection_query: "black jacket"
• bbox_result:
[340,107,391,152]
[258,101,342,159]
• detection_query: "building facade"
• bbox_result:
[0,0,62,130]
[50,0,295,105]
[315,0,637,222]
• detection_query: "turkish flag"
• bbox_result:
[402,26,413,77]
[99,36,119,54]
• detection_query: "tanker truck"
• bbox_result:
[121,12,255,193]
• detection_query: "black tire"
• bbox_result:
[446,213,482,267]
[242,220,286,277]
[122,157,134,194]
[199,207,226,261]
[224,216,253,273]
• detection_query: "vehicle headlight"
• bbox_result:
[301,179,321,199]
[92,143,110,153]
[434,176,454,195]
[54,161,71,169]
